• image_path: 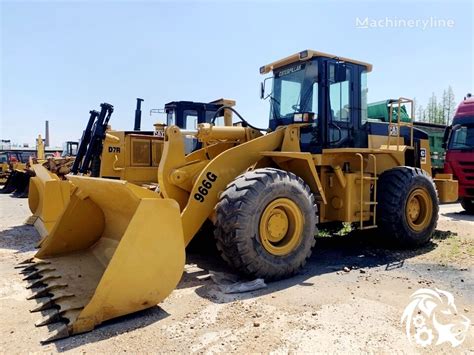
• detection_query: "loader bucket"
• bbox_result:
[20,176,185,343]
[27,165,72,241]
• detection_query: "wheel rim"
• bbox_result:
[405,188,432,232]
[259,198,304,256]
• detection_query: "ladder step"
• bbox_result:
[364,202,378,205]
[360,225,378,230]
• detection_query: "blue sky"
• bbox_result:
[1,0,472,146]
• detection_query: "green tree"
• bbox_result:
[444,86,456,125]
[426,92,438,123]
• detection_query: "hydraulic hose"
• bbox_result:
[210,106,267,132]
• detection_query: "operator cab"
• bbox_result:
[261,50,372,153]
[163,99,235,152]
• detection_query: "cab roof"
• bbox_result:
[260,50,373,74]
[454,96,474,118]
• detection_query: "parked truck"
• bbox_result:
[443,94,474,213]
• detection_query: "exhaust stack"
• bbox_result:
[45,121,50,147]
[134,98,144,131]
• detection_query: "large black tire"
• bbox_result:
[461,198,474,214]
[214,168,317,280]
[377,167,438,247]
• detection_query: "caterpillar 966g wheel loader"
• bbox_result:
[27,98,236,241]
[19,50,458,343]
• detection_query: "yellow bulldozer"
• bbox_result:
[19,50,458,343]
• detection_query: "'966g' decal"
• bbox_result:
[194,172,217,203]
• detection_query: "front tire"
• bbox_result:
[377,167,438,247]
[214,168,317,280]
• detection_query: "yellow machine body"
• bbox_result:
[21,52,459,342]
[22,121,458,341]
[27,165,72,239]
[99,131,163,184]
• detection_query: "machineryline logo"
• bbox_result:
[355,17,455,30]
[401,288,471,348]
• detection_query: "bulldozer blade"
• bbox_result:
[26,176,185,340]
[28,165,72,242]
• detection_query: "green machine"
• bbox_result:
[368,99,446,173]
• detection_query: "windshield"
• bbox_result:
[449,124,474,150]
[270,60,319,120]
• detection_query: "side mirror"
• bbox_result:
[260,82,265,99]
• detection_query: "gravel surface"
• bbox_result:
[0,194,472,353]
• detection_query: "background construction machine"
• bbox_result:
[0,136,78,197]
[20,50,458,343]
[1,135,47,197]
[367,99,447,173]
[27,98,236,240]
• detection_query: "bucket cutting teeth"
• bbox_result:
[35,309,61,327]
[16,261,51,273]
[30,297,56,312]
[17,258,35,265]
[23,268,56,281]
[36,308,82,327]
[30,291,74,312]
[27,283,67,300]
[26,274,61,289]
[40,323,70,344]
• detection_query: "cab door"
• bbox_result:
[327,62,355,148]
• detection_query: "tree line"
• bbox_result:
[413,86,456,126]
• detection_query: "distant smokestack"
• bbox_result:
[45,120,50,147]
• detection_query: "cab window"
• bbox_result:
[329,66,351,122]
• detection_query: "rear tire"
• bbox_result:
[214,168,317,280]
[461,198,474,214]
[377,167,438,247]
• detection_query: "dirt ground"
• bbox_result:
[0,194,473,354]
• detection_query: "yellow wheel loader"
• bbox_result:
[19,50,458,343]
